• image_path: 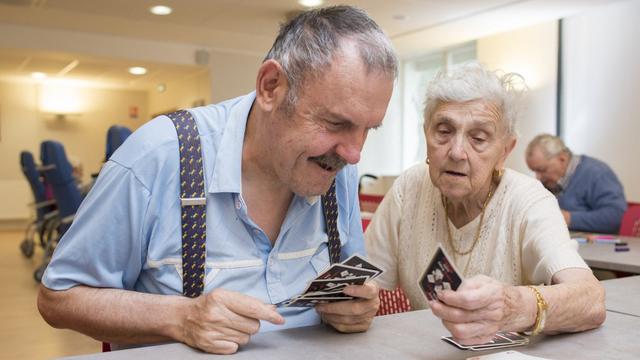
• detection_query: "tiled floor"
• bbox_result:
[0,229,100,359]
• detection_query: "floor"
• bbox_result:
[0,228,100,359]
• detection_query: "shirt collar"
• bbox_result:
[558,154,581,190]
[207,92,256,194]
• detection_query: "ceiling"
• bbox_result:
[0,0,625,90]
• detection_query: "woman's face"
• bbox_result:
[425,99,515,203]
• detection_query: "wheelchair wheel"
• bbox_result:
[20,239,35,258]
[34,265,46,282]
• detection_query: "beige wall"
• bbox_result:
[477,21,559,175]
[0,80,148,220]
[148,69,212,117]
[209,51,263,103]
[562,0,640,202]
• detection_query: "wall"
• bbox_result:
[208,51,263,103]
[148,69,212,117]
[477,21,559,175]
[0,81,148,220]
[562,0,640,202]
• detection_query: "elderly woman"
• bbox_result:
[365,62,605,345]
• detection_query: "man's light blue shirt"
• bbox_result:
[42,92,365,331]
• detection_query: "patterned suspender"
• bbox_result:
[167,110,342,298]
[322,181,342,264]
[167,110,207,298]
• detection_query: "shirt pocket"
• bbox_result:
[309,242,331,275]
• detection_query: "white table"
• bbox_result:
[578,235,640,273]
[61,309,640,360]
[602,276,640,317]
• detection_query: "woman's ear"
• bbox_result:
[497,135,517,169]
[255,59,288,113]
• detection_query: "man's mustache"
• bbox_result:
[309,153,347,172]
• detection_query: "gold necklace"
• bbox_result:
[442,183,495,265]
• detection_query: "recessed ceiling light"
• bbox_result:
[150,5,172,16]
[31,72,47,80]
[128,67,147,75]
[298,0,323,8]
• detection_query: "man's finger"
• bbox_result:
[219,292,285,325]
[343,282,379,299]
[316,297,378,317]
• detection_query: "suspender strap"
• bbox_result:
[166,110,207,298]
[321,180,342,264]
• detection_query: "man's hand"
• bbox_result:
[561,210,571,226]
[315,282,380,333]
[181,288,285,354]
[429,275,526,345]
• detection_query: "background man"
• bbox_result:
[526,134,626,234]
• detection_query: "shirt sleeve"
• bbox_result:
[364,178,403,291]
[568,171,627,234]
[42,161,151,291]
[520,193,589,285]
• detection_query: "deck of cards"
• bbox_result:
[443,332,529,351]
[419,244,530,351]
[282,254,384,307]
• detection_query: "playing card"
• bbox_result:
[341,254,384,279]
[466,350,550,360]
[284,296,353,307]
[304,276,368,294]
[316,263,378,280]
[495,332,529,344]
[418,244,463,301]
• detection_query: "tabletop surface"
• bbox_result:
[602,275,640,317]
[63,308,640,360]
[577,235,640,273]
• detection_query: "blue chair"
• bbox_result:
[35,140,84,281]
[105,125,132,161]
[19,151,58,257]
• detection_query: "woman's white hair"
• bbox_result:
[423,61,527,136]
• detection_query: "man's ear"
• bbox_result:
[255,59,288,112]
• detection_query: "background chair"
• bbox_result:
[18,151,58,258]
[619,202,640,237]
[105,125,132,161]
[35,140,84,281]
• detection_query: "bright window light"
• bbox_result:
[128,66,147,75]
[150,5,172,15]
[298,0,323,8]
[31,72,47,80]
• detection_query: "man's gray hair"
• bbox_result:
[526,134,572,159]
[423,61,526,136]
[264,5,398,112]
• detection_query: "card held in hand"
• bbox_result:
[418,244,463,301]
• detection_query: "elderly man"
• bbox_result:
[37,6,397,355]
[526,134,626,234]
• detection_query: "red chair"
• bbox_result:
[359,193,384,214]
[619,202,640,237]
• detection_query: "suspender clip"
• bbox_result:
[180,197,206,206]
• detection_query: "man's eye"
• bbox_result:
[472,137,486,143]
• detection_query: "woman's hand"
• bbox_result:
[428,274,534,345]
